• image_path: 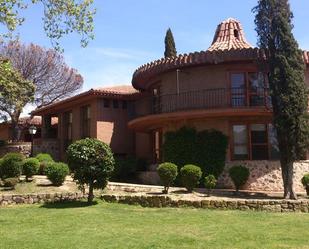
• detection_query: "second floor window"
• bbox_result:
[81,105,91,138]
[230,72,268,107]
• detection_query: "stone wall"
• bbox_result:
[33,138,60,161]
[101,194,309,213]
[0,142,31,157]
[218,161,309,192]
[0,192,85,206]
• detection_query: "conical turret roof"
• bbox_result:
[208,18,253,51]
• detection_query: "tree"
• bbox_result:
[164,28,177,58]
[253,0,309,199]
[0,59,35,140]
[0,0,95,51]
[67,138,115,203]
[0,40,83,108]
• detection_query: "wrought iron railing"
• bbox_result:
[132,87,271,118]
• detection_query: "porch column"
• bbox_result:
[42,115,52,139]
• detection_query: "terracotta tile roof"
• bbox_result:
[94,85,139,95]
[132,48,267,89]
[0,116,58,126]
[208,18,253,51]
[132,18,309,90]
[32,85,141,115]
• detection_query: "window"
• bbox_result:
[268,124,280,159]
[113,100,119,109]
[232,123,279,160]
[122,100,127,109]
[233,125,248,160]
[234,29,239,39]
[230,72,268,107]
[80,105,91,138]
[250,124,268,160]
[152,84,161,113]
[103,99,110,108]
[248,72,266,106]
[231,73,246,107]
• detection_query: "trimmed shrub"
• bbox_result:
[3,177,19,189]
[35,153,54,175]
[196,130,228,178]
[45,162,69,186]
[157,162,178,194]
[301,173,309,196]
[163,127,197,170]
[22,158,40,181]
[35,153,53,162]
[67,138,115,203]
[0,153,24,179]
[204,174,217,196]
[180,164,202,192]
[112,155,138,181]
[112,156,148,182]
[162,127,228,181]
[0,140,6,147]
[229,165,250,192]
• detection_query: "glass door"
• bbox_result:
[231,73,246,107]
[248,72,265,106]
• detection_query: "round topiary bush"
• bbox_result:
[204,174,217,196]
[301,173,309,196]
[67,138,115,203]
[180,164,202,192]
[3,177,19,189]
[35,153,54,175]
[0,153,24,179]
[229,165,250,192]
[45,162,69,186]
[22,158,40,181]
[157,162,178,194]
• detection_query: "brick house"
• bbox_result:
[0,116,57,142]
[32,18,309,191]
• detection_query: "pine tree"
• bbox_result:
[253,0,309,199]
[164,28,177,58]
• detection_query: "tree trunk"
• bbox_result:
[281,161,297,200]
[88,182,94,203]
[281,162,288,197]
[10,112,21,142]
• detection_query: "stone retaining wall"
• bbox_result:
[33,138,60,161]
[0,192,85,206]
[101,194,309,213]
[218,161,309,192]
[0,142,31,157]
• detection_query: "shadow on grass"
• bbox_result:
[40,200,98,209]
[36,183,54,187]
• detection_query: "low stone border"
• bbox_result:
[101,194,309,213]
[0,192,85,206]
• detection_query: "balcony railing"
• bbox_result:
[132,87,271,118]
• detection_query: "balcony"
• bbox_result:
[133,87,271,117]
[129,87,272,131]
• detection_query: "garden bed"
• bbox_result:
[1,178,308,212]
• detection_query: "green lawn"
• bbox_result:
[0,201,308,249]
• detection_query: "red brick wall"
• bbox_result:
[96,98,134,155]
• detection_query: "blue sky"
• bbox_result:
[9,0,309,92]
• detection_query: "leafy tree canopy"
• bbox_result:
[0,0,95,51]
[0,59,35,129]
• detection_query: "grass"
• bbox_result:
[0,201,308,249]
